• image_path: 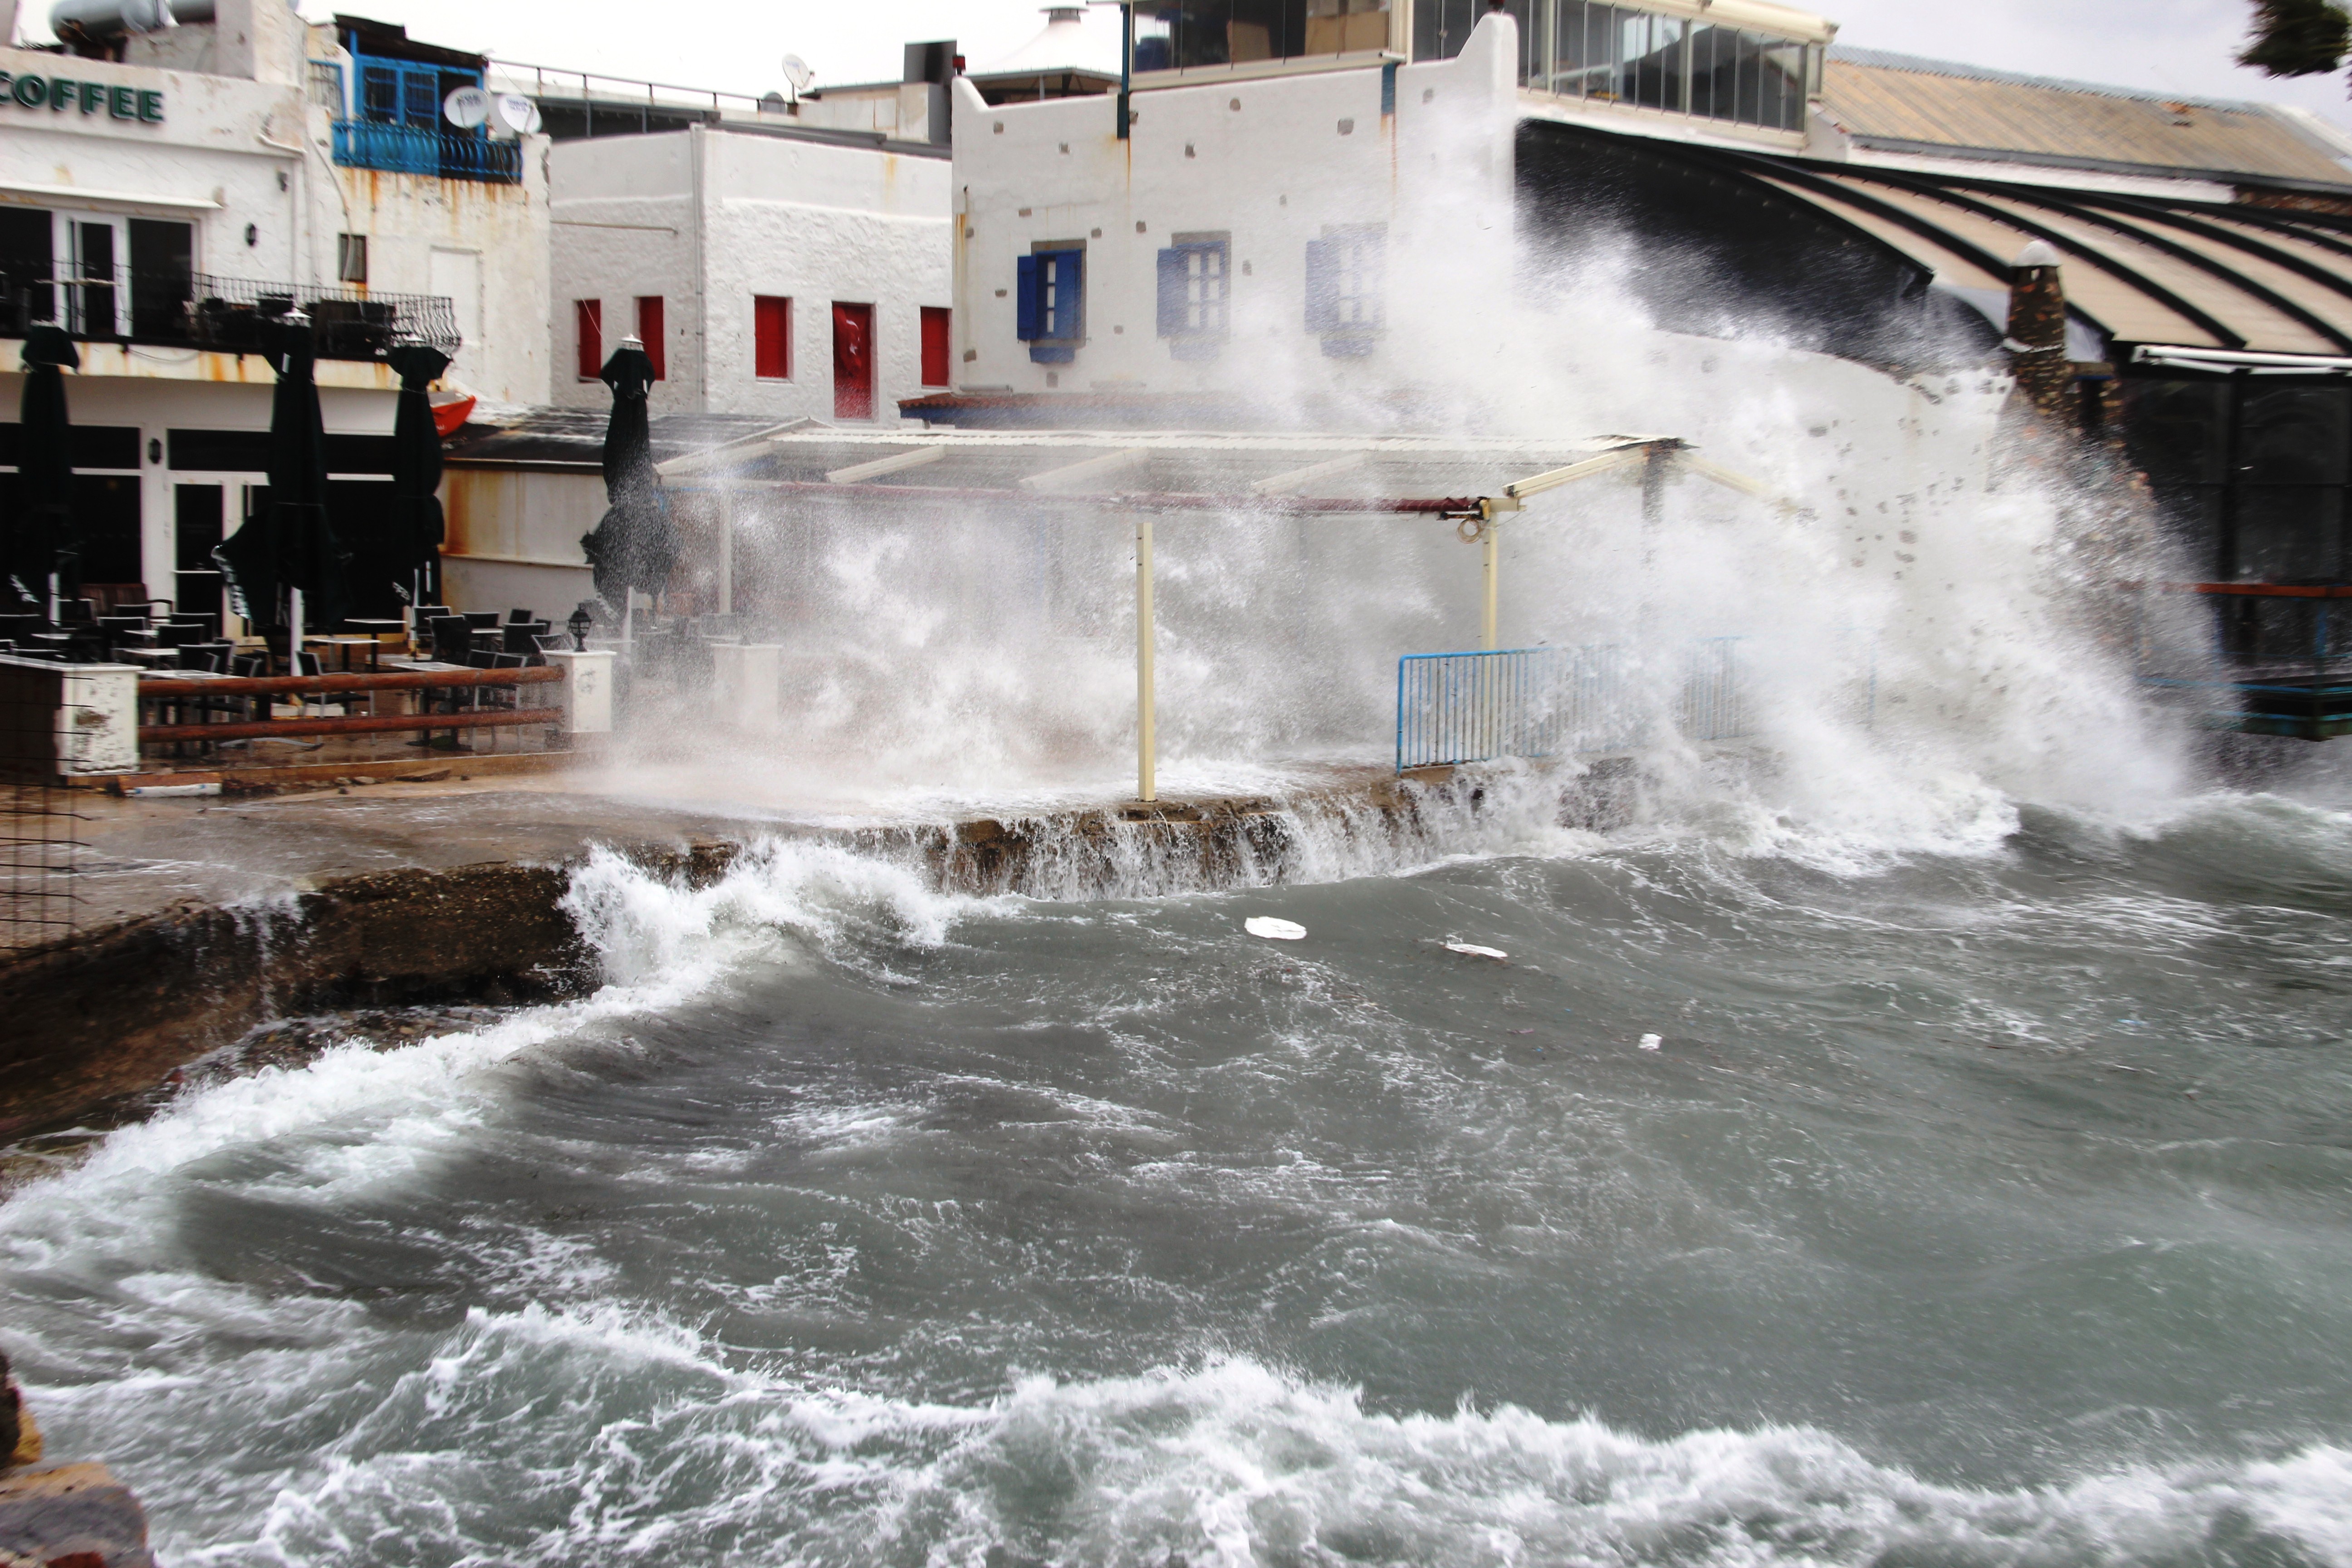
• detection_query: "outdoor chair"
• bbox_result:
[428,616,475,665]
[500,622,551,658]
[506,607,536,624]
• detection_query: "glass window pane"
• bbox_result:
[1764,41,1805,129]
[1623,15,1682,109]
[2235,487,2344,583]
[2241,385,2350,485]
[2123,380,2231,487]
[1737,31,1762,125]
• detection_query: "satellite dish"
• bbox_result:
[782,54,813,97]
[443,85,491,128]
[491,93,541,136]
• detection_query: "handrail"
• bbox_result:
[138,666,563,699]
[140,709,562,744]
[2121,580,2352,598]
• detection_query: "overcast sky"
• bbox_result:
[20,0,2352,127]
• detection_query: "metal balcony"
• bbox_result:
[330,120,524,184]
[0,267,463,362]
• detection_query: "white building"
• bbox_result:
[547,118,952,426]
[935,0,2352,432]
[0,0,549,617]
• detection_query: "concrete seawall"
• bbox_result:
[0,760,1635,1141]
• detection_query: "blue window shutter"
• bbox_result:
[1016,255,1041,340]
[1157,248,1187,338]
[1051,250,1083,340]
[1304,239,1336,334]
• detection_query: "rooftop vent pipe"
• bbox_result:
[50,0,212,38]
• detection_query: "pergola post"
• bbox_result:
[718,488,735,617]
[1481,522,1499,651]
[1135,511,1156,803]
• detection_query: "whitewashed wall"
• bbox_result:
[549,125,953,424]
[948,15,1519,400]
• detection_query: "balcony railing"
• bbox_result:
[0,266,462,362]
[331,120,524,184]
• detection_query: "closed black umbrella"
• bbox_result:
[578,338,675,608]
[7,327,80,612]
[386,341,451,609]
[215,311,349,638]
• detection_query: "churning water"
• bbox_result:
[4,752,2351,1567]
[4,202,2348,1563]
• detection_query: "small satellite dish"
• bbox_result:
[443,85,491,128]
[491,93,541,136]
[782,54,813,97]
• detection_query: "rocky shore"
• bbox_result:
[0,1356,153,1568]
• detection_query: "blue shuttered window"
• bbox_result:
[1018,248,1084,364]
[1016,255,1042,340]
[1156,238,1229,361]
[1305,226,1387,357]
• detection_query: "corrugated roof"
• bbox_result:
[1822,48,2352,191]
[1519,117,2352,361]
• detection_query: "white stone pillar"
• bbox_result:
[544,650,614,735]
[57,662,141,777]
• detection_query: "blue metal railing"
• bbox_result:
[330,121,524,184]
[1396,638,1802,772]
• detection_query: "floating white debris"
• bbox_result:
[1245,917,1307,941]
[1445,943,1509,960]
[1638,1034,1663,1051]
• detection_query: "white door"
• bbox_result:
[430,247,484,390]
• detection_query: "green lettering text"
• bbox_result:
[47,77,74,110]
[109,85,135,119]
[137,89,164,123]
[9,74,40,108]
[79,81,106,113]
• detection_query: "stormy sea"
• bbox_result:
[2,745,2348,1567]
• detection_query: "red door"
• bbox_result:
[832,302,874,420]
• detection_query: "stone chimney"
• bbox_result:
[2005,239,2074,416]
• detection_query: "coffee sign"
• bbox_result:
[0,72,166,123]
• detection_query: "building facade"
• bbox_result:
[0,0,548,618]
[547,122,953,426]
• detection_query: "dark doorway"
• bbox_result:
[833,302,874,421]
[175,484,225,618]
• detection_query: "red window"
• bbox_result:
[832,302,874,420]
[920,305,951,387]
[574,299,602,380]
[754,295,792,380]
[636,295,665,380]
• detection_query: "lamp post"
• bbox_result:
[568,603,593,651]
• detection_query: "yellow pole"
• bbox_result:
[1482,520,1499,651]
[1136,512,1156,803]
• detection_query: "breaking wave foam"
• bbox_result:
[161,1329,2352,1568]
